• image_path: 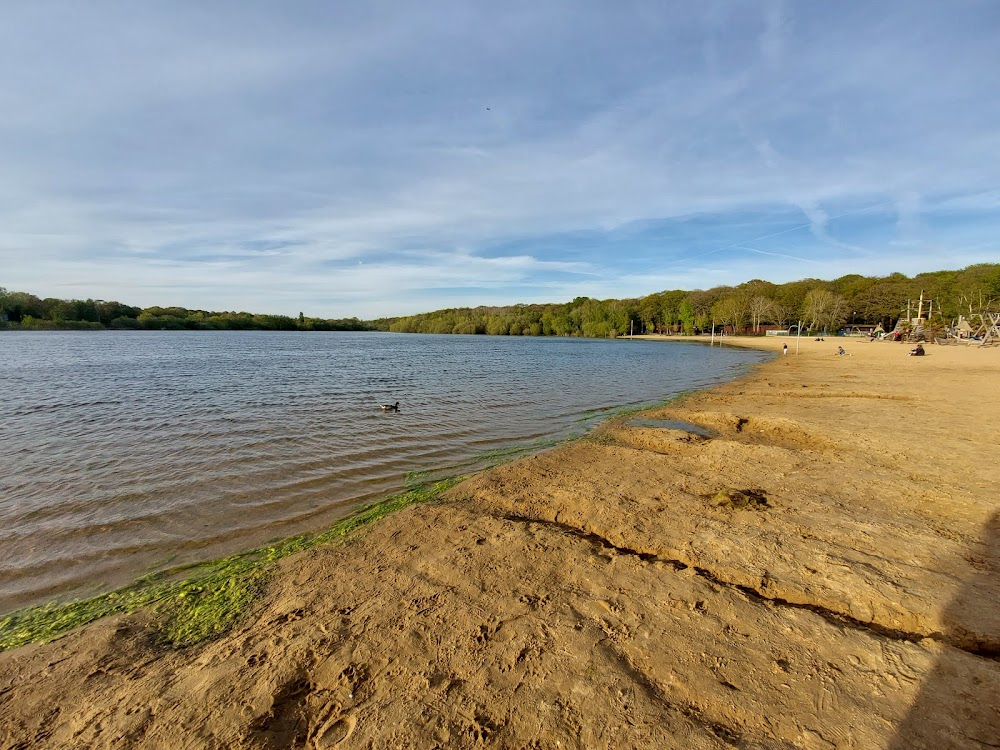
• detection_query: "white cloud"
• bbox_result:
[1,1,999,317]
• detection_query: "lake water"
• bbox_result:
[0,331,768,612]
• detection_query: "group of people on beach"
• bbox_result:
[779,341,924,357]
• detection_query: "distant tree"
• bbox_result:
[485,316,509,335]
[1,291,44,322]
[854,282,907,330]
[773,279,823,320]
[4,264,999,335]
[748,295,781,333]
[803,289,848,333]
[678,299,695,335]
[97,301,141,325]
[638,294,661,334]
[770,301,790,328]
[712,296,749,333]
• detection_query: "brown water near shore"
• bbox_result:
[2,335,998,749]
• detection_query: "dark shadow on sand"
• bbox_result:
[889,511,1000,749]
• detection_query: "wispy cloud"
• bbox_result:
[734,245,821,265]
[1,1,998,317]
[796,201,867,255]
[759,0,788,66]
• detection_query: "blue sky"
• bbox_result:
[2,1,998,318]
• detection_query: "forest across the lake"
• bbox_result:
[3,263,998,336]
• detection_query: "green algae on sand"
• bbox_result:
[0,477,463,652]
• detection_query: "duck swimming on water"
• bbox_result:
[379,402,400,412]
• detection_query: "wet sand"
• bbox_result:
[2,335,999,749]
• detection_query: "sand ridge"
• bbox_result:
[1,335,998,749]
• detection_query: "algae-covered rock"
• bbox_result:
[712,488,769,511]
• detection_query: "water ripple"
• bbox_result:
[0,331,769,610]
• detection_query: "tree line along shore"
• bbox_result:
[3,263,998,336]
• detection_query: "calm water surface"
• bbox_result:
[0,331,768,611]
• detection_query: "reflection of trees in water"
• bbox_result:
[890,512,1000,749]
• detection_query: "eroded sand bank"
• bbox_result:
[2,336,998,749]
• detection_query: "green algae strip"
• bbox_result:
[471,437,562,465]
[0,476,463,652]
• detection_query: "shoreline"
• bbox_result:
[1,338,763,620]
[2,336,999,748]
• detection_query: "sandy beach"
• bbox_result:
[2,335,998,749]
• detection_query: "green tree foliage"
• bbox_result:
[711,296,749,332]
[677,299,696,335]
[373,264,1000,338]
[0,291,373,332]
[3,263,998,336]
[0,290,46,323]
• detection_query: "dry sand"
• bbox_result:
[2,335,998,749]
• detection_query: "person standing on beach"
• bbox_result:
[783,344,788,355]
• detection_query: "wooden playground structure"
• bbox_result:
[947,312,1000,346]
[885,290,998,346]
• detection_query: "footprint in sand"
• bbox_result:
[313,713,356,748]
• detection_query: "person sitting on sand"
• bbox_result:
[837,346,846,356]
[909,344,925,356]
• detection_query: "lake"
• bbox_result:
[0,331,769,612]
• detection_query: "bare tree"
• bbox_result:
[803,289,848,333]
[749,295,782,333]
